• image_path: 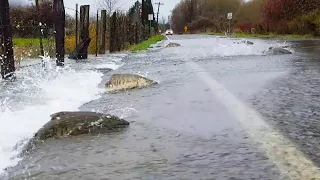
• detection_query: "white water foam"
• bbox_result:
[95,56,123,63]
[109,53,128,58]
[165,36,291,57]
[0,59,104,175]
[94,62,124,70]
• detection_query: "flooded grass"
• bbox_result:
[129,35,165,53]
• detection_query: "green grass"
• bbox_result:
[13,38,53,47]
[204,32,316,39]
[129,35,165,53]
[12,38,55,60]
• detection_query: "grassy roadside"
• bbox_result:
[128,35,165,53]
[204,32,317,39]
[13,38,55,61]
[13,38,53,47]
[12,34,165,61]
[12,36,97,61]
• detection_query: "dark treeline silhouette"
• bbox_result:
[9,0,159,42]
[171,0,320,36]
[10,1,53,37]
[10,1,77,38]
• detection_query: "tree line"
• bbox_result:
[10,1,77,38]
[170,0,320,36]
[9,0,162,38]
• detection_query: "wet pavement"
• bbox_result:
[2,35,320,180]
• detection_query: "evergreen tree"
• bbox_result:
[142,0,156,27]
[128,0,141,23]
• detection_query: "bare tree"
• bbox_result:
[156,16,167,32]
[160,16,166,25]
[97,0,120,15]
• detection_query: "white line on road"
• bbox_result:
[186,61,320,180]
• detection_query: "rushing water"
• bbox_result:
[1,35,320,179]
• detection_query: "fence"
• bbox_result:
[0,0,155,80]
[109,11,149,52]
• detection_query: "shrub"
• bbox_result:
[234,28,244,34]
[236,22,254,33]
[187,17,216,33]
[287,9,320,36]
[65,35,76,54]
[65,23,109,55]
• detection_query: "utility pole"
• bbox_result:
[154,2,164,33]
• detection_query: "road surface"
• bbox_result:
[1,34,320,180]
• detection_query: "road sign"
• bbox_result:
[184,26,188,32]
[227,13,232,20]
[148,14,153,21]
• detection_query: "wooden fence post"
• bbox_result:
[79,5,90,59]
[95,10,99,56]
[68,5,90,60]
[35,0,44,58]
[99,10,107,54]
[75,3,78,50]
[109,12,116,53]
[0,0,15,80]
[53,0,65,66]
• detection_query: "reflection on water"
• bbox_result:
[6,123,286,180]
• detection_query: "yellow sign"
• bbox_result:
[184,26,188,32]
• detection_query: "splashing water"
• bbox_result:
[0,56,105,175]
[94,62,124,70]
[39,53,53,71]
[162,37,292,58]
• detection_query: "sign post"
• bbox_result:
[148,14,153,36]
[227,12,232,35]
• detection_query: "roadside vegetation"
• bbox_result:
[12,31,165,60]
[205,32,315,39]
[129,35,165,53]
[171,0,320,39]
[13,38,55,60]
[9,0,168,61]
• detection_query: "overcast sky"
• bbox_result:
[10,0,178,21]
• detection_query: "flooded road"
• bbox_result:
[1,35,320,180]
